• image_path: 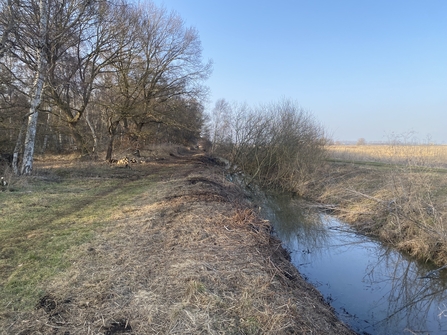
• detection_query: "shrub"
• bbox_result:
[212,99,327,195]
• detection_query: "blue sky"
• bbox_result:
[152,0,447,143]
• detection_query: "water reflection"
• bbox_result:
[263,195,447,335]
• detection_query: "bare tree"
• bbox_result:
[102,3,211,160]
[357,138,366,146]
[2,0,98,173]
[209,98,232,152]
[0,0,15,59]
[44,0,132,155]
[130,4,211,130]
[0,0,211,166]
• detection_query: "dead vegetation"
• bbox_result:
[0,150,355,334]
[316,145,447,266]
[328,144,447,168]
[210,99,327,196]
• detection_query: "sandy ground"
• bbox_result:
[4,151,356,334]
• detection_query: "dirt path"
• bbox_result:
[6,152,356,334]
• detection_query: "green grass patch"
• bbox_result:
[0,171,156,312]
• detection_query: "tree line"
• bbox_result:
[0,0,212,174]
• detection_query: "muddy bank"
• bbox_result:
[3,152,355,334]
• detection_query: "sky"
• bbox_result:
[151,0,447,143]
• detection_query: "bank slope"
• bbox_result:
[1,152,355,334]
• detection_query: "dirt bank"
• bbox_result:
[2,150,355,334]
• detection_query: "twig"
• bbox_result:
[347,189,385,203]
[44,323,64,329]
[420,264,447,279]
[307,203,338,211]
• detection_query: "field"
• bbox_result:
[0,148,354,334]
[328,144,447,168]
[317,144,447,266]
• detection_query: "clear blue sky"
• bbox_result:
[152,0,447,143]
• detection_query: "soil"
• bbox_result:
[3,150,356,334]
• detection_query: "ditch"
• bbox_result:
[263,194,447,335]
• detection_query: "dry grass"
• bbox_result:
[329,144,447,168]
[316,145,447,266]
[0,150,354,334]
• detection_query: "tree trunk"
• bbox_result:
[68,121,88,155]
[41,108,51,154]
[21,103,41,175]
[12,119,26,175]
[20,0,48,175]
[106,120,120,161]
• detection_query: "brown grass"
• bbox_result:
[328,144,447,168]
[0,150,354,334]
[315,145,447,266]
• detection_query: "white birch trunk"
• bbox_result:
[20,0,48,175]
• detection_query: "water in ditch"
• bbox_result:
[263,195,447,335]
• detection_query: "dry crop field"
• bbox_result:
[328,144,447,168]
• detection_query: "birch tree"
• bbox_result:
[1,0,211,165]
[20,0,48,175]
[10,0,101,172]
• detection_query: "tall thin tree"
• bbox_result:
[21,0,48,175]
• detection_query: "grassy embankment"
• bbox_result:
[316,144,447,266]
[0,149,355,334]
[0,160,156,307]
